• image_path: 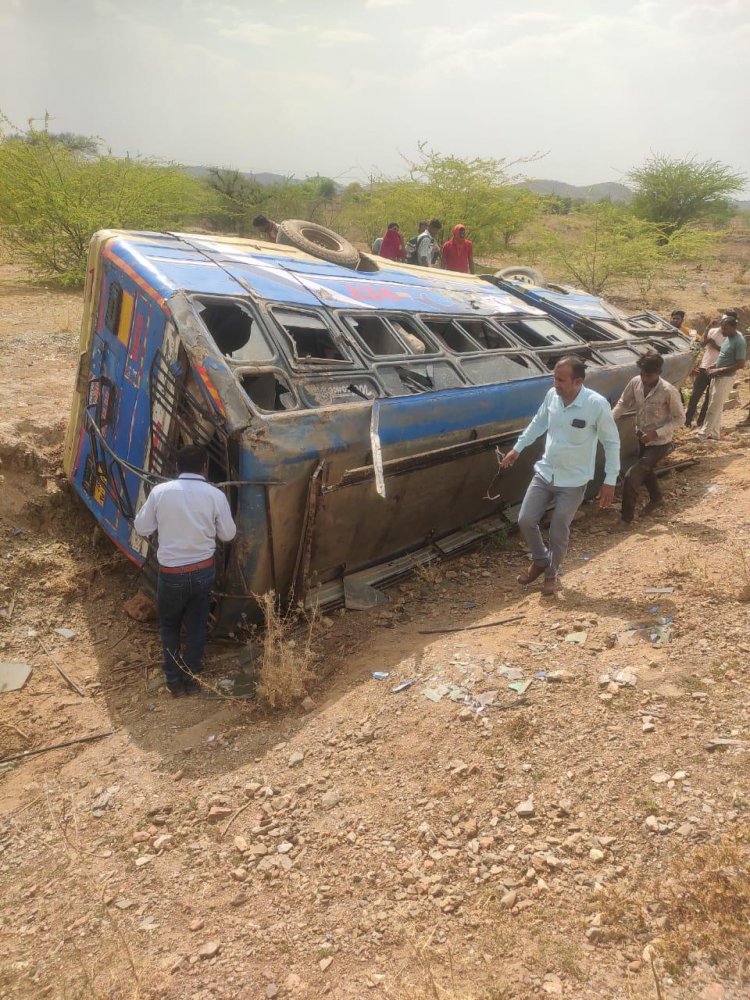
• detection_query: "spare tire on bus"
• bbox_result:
[494,265,545,286]
[276,220,360,269]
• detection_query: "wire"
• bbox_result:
[84,410,166,486]
[484,446,506,501]
[83,410,280,490]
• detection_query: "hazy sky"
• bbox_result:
[2,0,749,191]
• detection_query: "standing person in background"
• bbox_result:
[416,219,442,267]
[441,224,474,273]
[133,446,236,697]
[405,221,428,264]
[612,352,685,524]
[501,357,620,596]
[378,222,406,261]
[684,315,727,427]
[252,215,280,242]
[695,314,747,440]
[670,309,691,337]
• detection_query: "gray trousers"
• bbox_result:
[517,474,586,579]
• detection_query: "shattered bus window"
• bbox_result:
[240,370,298,412]
[195,297,275,362]
[272,309,349,363]
[345,314,404,356]
[459,319,513,350]
[422,318,479,353]
[389,318,432,355]
[345,314,433,357]
[504,317,583,348]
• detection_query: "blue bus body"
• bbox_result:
[63,231,694,630]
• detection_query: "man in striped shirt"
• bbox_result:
[612,352,685,524]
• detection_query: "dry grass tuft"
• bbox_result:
[386,928,512,1000]
[659,828,750,975]
[506,714,533,743]
[253,591,317,710]
[737,550,750,603]
[415,560,444,588]
[604,826,750,978]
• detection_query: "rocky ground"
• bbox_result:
[0,263,749,1000]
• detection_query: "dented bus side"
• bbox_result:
[64,231,695,631]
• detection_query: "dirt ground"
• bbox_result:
[1,261,749,1000]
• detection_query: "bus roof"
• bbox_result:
[100,230,546,319]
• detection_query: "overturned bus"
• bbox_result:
[490,266,692,351]
[62,225,694,631]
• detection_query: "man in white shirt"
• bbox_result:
[134,445,236,697]
[416,218,442,267]
[501,357,620,595]
[612,351,685,524]
[684,316,728,427]
[695,315,747,440]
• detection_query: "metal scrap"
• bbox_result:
[0,730,115,765]
[0,662,32,694]
[418,614,525,635]
[37,638,86,696]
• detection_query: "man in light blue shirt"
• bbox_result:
[501,357,620,595]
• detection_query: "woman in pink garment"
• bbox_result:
[378,223,406,261]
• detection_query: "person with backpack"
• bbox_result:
[416,219,443,268]
[405,221,428,264]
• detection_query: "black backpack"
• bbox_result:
[405,234,421,265]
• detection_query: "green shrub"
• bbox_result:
[0,115,217,286]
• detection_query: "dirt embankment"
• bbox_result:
[1,265,750,1000]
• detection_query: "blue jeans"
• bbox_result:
[157,564,215,689]
[517,474,587,579]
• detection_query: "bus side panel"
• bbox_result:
[63,233,115,477]
[68,262,169,563]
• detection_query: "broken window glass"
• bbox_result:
[461,353,542,384]
[344,314,434,356]
[195,298,275,362]
[345,315,404,356]
[538,348,604,371]
[573,319,624,342]
[375,361,465,396]
[597,346,643,365]
[504,318,580,348]
[272,309,348,363]
[388,318,433,354]
[422,318,479,353]
[240,371,298,412]
[459,319,513,350]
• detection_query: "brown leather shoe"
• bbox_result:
[516,563,547,586]
[541,577,558,597]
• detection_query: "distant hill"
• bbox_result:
[180,165,750,210]
[182,165,291,186]
[519,179,633,203]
